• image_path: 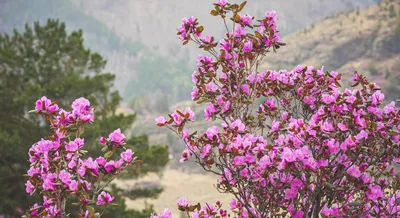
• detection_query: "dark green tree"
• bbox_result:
[0,19,168,217]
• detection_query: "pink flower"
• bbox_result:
[337,122,348,131]
[35,96,59,113]
[367,185,383,201]
[320,120,334,132]
[370,90,384,105]
[42,173,57,191]
[322,94,336,104]
[99,137,106,144]
[202,35,213,44]
[265,99,275,109]
[177,197,190,207]
[59,170,71,185]
[233,156,245,166]
[216,0,227,7]
[270,119,280,133]
[121,149,134,163]
[229,199,237,210]
[29,204,39,216]
[180,149,190,163]
[182,129,190,140]
[281,147,296,163]
[284,187,298,200]
[109,128,125,145]
[384,101,396,114]
[294,210,304,218]
[205,82,218,92]
[151,208,172,218]
[192,71,199,83]
[25,181,34,194]
[104,161,114,173]
[243,40,253,53]
[191,86,200,100]
[65,138,84,152]
[155,116,168,125]
[240,14,253,25]
[347,165,361,178]
[114,159,124,169]
[321,205,334,216]
[231,119,245,132]
[27,167,40,177]
[183,107,195,119]
[96,191,114,205]
[326,139,339,154]
[71,97,94,122]
[96,156,106,166]
[46,205,60,216]
[204,102,219,121]
[206,126,219,140]
[171,112,183,125]
[200,144,212,158]
[346,95,357,104]
[69,180,78,192]
[241,84,250,95]
[265,10,277,21]
[234,25,246,37]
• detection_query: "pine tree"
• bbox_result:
[0,19,168,217]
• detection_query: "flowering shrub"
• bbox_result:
[154,0,400,217]
[24,97,140,217]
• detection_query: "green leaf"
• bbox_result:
[104,151,113,159]
[238,1,247,12]
[210,10,219,16]
[255,31,263,39]
[197,26,204,33]
[233,13,241,22]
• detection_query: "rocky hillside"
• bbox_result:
[70,0,377,63]
[261,0,400,100]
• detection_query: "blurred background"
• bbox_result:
[0,0,399,217]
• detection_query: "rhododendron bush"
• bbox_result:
[154,1,400,217]
[24,97,140,217]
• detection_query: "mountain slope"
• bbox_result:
[70,0,378,63]
[261,0,400,100]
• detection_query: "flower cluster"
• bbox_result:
[25,97,138,217]
[155,0,400,217]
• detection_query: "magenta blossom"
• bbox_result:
[35,96,59,113]
[121,149,134,163]
[65,138,84,152]
[155,116,168,125]
[96,191,114,205]
[109,128,125,145]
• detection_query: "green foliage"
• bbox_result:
[125,187,163,200]
[0,19,168,217]
[123,135,169,178]
[389,4,396,18]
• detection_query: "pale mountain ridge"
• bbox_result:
[70,0,378,63]
[261,0,400,100]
